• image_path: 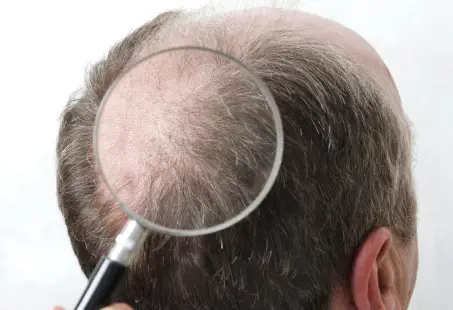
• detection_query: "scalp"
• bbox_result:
[95,46,276,226]
[95,7,407,225]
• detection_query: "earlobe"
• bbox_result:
[351,227,396,309]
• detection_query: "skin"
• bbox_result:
[55,8,418,310]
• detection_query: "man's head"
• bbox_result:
[57,8,418,309]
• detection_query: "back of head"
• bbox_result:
[57,9,416,310]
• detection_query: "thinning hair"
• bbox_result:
[57,9,416,310]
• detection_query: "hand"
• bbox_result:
[52,303,133,310]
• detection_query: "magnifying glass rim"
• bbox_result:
[93,45,284,237]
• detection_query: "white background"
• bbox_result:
[0,0,451,309]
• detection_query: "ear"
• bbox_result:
[351,227,397,310]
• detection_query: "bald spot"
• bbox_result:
[96,49,221,210]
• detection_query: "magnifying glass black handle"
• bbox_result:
[73,255,127,310]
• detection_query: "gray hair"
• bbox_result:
[57,10,416,310]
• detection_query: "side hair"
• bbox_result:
[57,10,416,310]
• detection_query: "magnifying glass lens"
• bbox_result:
[94,47,283,235]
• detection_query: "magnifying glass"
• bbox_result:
[73,46,284,310]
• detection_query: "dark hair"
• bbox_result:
[56,10,417,310]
